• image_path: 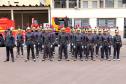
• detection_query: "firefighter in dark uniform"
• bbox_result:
[4,29,15,62]
[93,29,98,57]
[101,29,111,61]
[113,30,122,61]
[42,28,55,61]
[74,28,83,61]
[58,27,69,61]
[96,29,103,57]
[69,29,76,56]
[81,29,86,57]
[25,27,36,62]
[33,28,40,58]
[40,29,45,52]
[16,29,24,56]
[107,29,112,57]
[49,28,56,57]
[37,28,43,53]
[85,29,95,61]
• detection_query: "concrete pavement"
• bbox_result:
[0,45,126,84]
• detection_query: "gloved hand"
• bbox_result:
[100,46,102,48]
[73,46,76,48]
[82,46,84,48]
[58,45,60,47]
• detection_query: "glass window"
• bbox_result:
[68,0,81,8]
[54,0,66,8]
[92,1,97,8]
[75,18,81,28]
[100,0,104,8]
[74,18,89,28]
[81,18,89,27]
[83,1,88,8]
[68,18,72,27]
[118,0,123,7]
[98,19,106,27]
[105,0,114,8]
[97,18,116,28]
[69,0,77,8]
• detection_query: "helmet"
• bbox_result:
[115,29,119,33]
[26,27,31,30]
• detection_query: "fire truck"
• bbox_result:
[52,17,70,32]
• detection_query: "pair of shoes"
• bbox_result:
[117,59,120,61]
[113,59,116,61]
[58,59,62,61]
[66,59,70,61]
[91,59,96,61]
[33,59,36,62]
[80,59,83,61]
[25,59,29,62]
[4,60,9,62]
[85,59,88,61]
[49,59,53,61]
[73,59,77,61]
[42,59,45,61]
[107,59,111,61]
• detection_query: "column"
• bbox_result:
[103,0,105,8]
[11,9,14,20]
[21,13,24,29]
[51,0,54,8]
[77,0,79,8]
[66,0,69,8]
[48,8,51,25]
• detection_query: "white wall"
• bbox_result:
[51,8,126,18]
[51,8,126,43]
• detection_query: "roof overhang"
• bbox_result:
[0,6,50,10]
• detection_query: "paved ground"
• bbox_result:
[0,46,126,84]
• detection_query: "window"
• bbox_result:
[118,0,123,7]
[75,18,81,28]
[97,18,116,28]
[105,0,114,8]
[69,0,77,8]
[54,0,66,8]
[100,0,104,8]
[92,1,97,8]
[68,18,72,27]
[74,18,89,28]
[83,1,88,8]
[81,18,89,27]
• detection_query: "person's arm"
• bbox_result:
[112,36,115,47]
[58,34,61,45]
[12,36,15,47]
[120,35,122,47]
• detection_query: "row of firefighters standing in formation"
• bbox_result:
[3,27,122,62]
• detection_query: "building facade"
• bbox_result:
[0,0,40,6]
[50,0,126,43]
[0,0,50,29]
